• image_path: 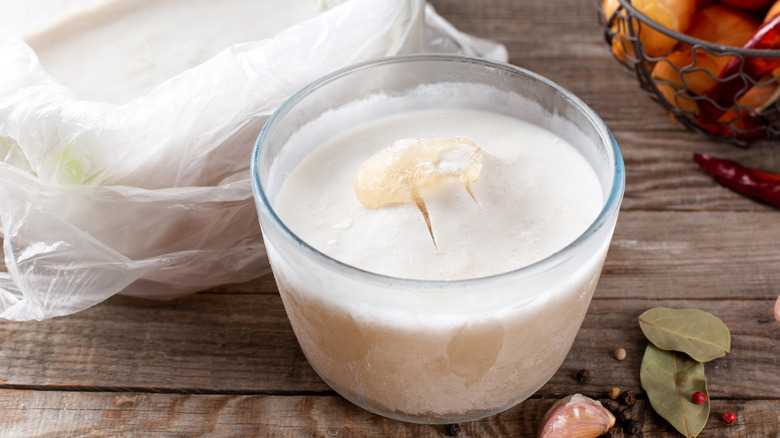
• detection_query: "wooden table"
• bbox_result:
[1,1,779,436]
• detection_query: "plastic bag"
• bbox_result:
[424,3,508,61]
[0,0,507,321]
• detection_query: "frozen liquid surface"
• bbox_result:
[22,0,327,103]
[275,108,604,280]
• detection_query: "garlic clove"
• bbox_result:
[537,394,616,438]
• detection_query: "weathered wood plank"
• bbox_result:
[602,211,780,299]
[0,294,776,400]
[614,131,780,212]
[0,390,776,438]
[0,292,329,393]
[208,210,780,300]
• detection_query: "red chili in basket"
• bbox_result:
[693,153,780,207]
[699,14,780,128]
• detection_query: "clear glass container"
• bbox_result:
[251,54,625,424]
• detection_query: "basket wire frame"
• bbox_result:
[597,0,780,147]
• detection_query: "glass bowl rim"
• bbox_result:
[250,53,625,291]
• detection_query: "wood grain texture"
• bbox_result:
[0,292,328,393]
[602,211,780,299]
[1,391,776,438]
[0,0,778,436]
[0,295,776,401]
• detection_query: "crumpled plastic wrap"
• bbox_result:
[0,0,507,321]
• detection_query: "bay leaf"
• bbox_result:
[640,344,709,438]
[638,307,730,362]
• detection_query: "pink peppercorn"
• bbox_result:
[721,412,737,424]
[692,391,707,405]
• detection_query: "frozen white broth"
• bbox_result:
[22,0,327,103]
[268,107,612,421]
[275,108,603,280]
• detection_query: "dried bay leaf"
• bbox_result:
[640,344,709,438]
[638,307,731,362]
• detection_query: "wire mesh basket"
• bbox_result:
[597,0,780,147]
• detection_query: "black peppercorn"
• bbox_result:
[576,368,590,384]
[618,408,633,423]
[605,427,625,438]
[603,399,621,413]
[626,419,642,435]
[445,423,461,437]
[620,390,636,407]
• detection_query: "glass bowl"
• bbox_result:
[251,54,624,424]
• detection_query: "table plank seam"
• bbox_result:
[0,384,337,397]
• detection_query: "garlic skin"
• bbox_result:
[774,294,780,325]
[537,394,616,438]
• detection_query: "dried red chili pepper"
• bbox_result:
[697,14,780,139]
[693,153,780,207]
